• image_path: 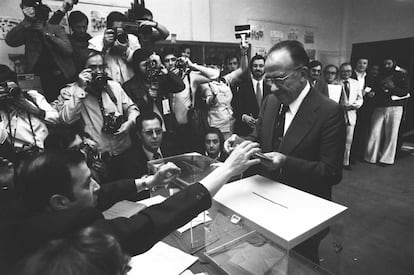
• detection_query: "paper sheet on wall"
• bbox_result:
[128,242,198,275]
[0,17,21,39]
[328,84,342,103]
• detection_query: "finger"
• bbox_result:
[246,158,261,167]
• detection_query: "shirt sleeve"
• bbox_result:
[58,84,86,124]
[26,90,59,124]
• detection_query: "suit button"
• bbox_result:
[196,194,202,200]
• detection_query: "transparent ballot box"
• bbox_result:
[203,175,348,275]
[148,153,219,190]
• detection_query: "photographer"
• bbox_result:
[127,6,170,51]
[57,51,140,182]
[6,0,75,102]
[88,11,141,84]
[123,49,185,149]
[0,65,59,164]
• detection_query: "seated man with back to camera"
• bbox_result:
[57,50,140,182]
[0,140,260,273]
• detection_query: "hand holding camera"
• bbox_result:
[114,119,133,136]
[22,7,36,20]
[78,69,92,89]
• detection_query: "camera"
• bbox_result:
[145,60,163,83]
[86,72,108,97]
[175,57,188,71]
[102,112,125,134]
[113,28,129,45]
[23,0,51,21]
[0,81,22,100]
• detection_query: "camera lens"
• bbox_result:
[116,32,128,44]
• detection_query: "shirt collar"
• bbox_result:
[288,81,311,117]
[355,70,366,78]
[142,145,162,161]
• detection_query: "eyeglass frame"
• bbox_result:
[264,65,305,86]
[142,128,163,136]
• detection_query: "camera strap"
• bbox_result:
[187,73,194,107]
[5,110,37,149]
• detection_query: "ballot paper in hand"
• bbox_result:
[128,242,198,275]
[328,84,342,103]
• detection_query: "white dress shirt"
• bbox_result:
[284,81,311,134]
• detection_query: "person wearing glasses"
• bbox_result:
[309,60,329,97]
[134,112,175,178]
[56,51,140,183]
[225,40,346,264]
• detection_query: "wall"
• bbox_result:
[345,0,414,58]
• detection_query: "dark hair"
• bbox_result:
[135,112,163,133]
[309,60,322,69]
[131,48,151,73]
[161,47,177,61]
[268,40,309,68]
[17,151,86,212]
[106,11,127,29]
[14,227,129,275]
[179,44,191,54]
[0,64,18,83]
[204,127,225,152]
[44,126,79,152]
[68,11,88,27]
[324,64,339,74]
[249,54,265,71]
[339,62,352,70]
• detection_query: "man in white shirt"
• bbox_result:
[88,12,141,84]
[0,65,59,163]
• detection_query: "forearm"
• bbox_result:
[59,87,84,124]
[97,179,138,210]
[190,63,220,80]
[199,164,233,197]
[154,22,169,40]
[5,20,31,47]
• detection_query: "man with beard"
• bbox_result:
[68,11,92,74]
[57,51,140,182]
[309,60,329,97]
[364,58,409,165]
[232,54,271,136]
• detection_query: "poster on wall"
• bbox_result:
[251,25,265,41]
[0,17,21,40]
[304,31,314,44]
[270,30,283,44]
[306,49,316,60]
[90,11,107,33]
[287,28,299,40]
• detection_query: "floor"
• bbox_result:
[319,148,414,275]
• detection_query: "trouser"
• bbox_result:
[343,124,355,166]
[293,227,330,264]
[364,106,403,164]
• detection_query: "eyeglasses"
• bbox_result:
[143,128,163,136]
[164,57,177,62]
[264,66,303,86]
[325,71,337,75]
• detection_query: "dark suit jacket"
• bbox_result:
[247,87,346,199]
[133,141,177,178]
[233,76,271,136]
[0,180,211,273]
[6,20,75,79]
[123,72,185,132]
[311,79,329,97]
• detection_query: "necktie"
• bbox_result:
[272,104,289,151]
[153,152,162,160]
[256,81,262,106]
[343,80,350,99]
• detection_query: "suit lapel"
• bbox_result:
[279,89,319,154]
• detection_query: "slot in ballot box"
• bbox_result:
[203,175,347,275]
[148,155,347,274]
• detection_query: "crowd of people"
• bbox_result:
[0,0,410,274]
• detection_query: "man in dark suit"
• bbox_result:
[226,40,346,263]
[233,55,271,136]
[0,142,260,273]
[134,112,176,178]
[309,60,329,97]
